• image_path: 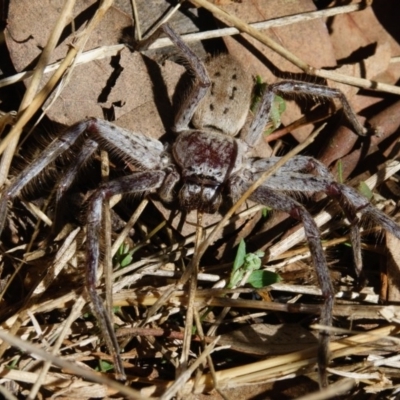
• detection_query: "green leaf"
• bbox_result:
[120,251,133,267]
[251,77,286,135]
[262,207,272,218]
[264,95,286,135]
[228,270,242,289]
[358,181,373,200]
[233,240,246,272]
[243,252,264,271]
[247,270,281,288]
[97,359,114,373]
[6,357,19,370]
[229,240,280,289]
[113,243,135,268]
[337,159,343,184]
[251,76,267,112]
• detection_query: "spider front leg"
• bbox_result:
[242,80,366,148]
[161,24,211,133]
[0,118,166,379]
[0,118,164,234]
[250,185,334,387]
[49,139,100,232]
[253,158,400,279]
[55,139,99,206]
[86,171,165,380]
[0,120,93,234]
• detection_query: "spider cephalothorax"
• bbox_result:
[173,130,246,212]
[1,24,399,386]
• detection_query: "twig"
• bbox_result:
[0,0,77,187]
[0,330,147,400]
[0,0,114,158]
[149,1,369,49]
[189,0,400,96]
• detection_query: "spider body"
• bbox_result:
[173,130,245,212]
[1,24,400,386]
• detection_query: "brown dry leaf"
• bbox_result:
[102,55,183,139]
[221,0,337,70]
[319,42,392,169]
[6,1,130,121]
[5,0,178,138]
[3,2,400,398]
[219,323,318,356]
[330,3,400,61]
[218,0,337,143]
[318,4,400,171]
[328,100,400,181]
[381,232,400,302]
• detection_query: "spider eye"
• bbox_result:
[179,183,221,213]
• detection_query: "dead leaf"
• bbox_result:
[219,323,318,356]
[219,0,337,142]
[382,232,400,302]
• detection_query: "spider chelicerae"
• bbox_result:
[1,24,400,386]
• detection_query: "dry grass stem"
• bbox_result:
[1,1,400,397]
[190,0,400,95]
[150,1,369,50]
[0,0,77,188]
[0,330,147,399]
[0,0,114,157]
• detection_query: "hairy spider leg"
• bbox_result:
[250,186,334,387]
[162,24,211,134]
[0,118,166,379]
[0,121,90,235]
[0,118,165,233]
[55,139,99,205]
[87,171,165,379]
[51,139,99,231]
[163,21,366,387]
[233,154,400,385]
[242,80,365,148]
[249,156,400,275]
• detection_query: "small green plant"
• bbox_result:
[358,181,373,200]
[97,359,115,373]
[337,159,343,184]
[228,239,281,289]
[251,76,286,135]
[262,206,272,218]
[6,356,19,370]
[113,242,135,268]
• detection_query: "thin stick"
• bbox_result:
[101,150,114,324]
[0,45,126,88]
[296,379,357,400]
[149,2,368,49]
[0,0,114,158]
[27,297,86,400]
[0,0,114,366]
[111,198,149,256]
[160,337,219,400]
[0,0,77,187]
[189,0,400,96]
[199,324,399,389]
[180,213,203,366]
[0,330,148,400]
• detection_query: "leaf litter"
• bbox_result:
[1,0,400,399]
